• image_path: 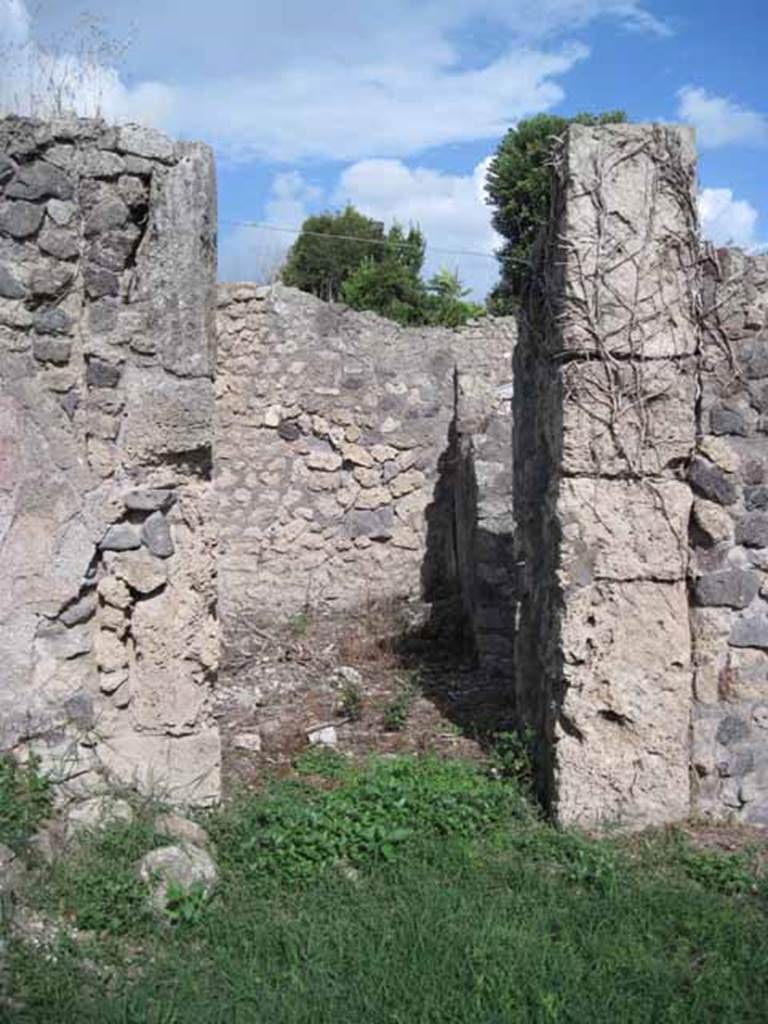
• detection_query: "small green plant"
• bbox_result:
[293,745,348,780]
[337,678,364,721]
[0,753,52,852]
[164,880,209,927]
[382,676,418,732]
[681,847,757,896]
[287,611,310,637]
[488,728,534,788]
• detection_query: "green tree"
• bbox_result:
[341,224,428,326]
[282,206,387,301]
[424,268,485,328]
[485,111,627,313]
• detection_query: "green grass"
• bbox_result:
[6,755,768,1023]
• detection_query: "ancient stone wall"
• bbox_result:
[0,115,220,807]
[215,283,515,681]
[691,248,768,823]
[3,113,768,831]
[514,124,699,828]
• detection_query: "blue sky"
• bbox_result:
[2,0,766,298]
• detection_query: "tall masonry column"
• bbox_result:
[514,124,699,828]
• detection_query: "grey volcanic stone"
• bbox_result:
[0,153,16,186]
[86,358,122,388]
[694,569,760,609]
[100,523,142,551]
[84,197,130,236]
[6,161,73,201]
[29,263,74,298]
[745,486,768,511]
[735,512,768,548]
[32,336,72,365]
[715,716,749,746]
[689,457,737,505]
[739,336,768,379]
[34,308,74,336]
[38,227,79,261]
[710,406,748,436]
[730,615,768,648]
[0,200,45,238]
[59,591,98,627]
[117,125,175,163]
[88,227,139,272]
[142,511,174,558]
[124,488,175,512]
[83,262,119,298]
[346,507,394,539]
[46,198,76,225]
[0,264,25,298]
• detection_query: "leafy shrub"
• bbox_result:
[0,753,52,852]
[488,729,534,788]
[337,678,364,721]
[382,677,417,731]
[210,755,526,887]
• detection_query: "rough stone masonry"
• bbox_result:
[2,113,768,830]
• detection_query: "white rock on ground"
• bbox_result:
[136,843,218,914]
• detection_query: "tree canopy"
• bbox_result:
[281,206,483,327]
[485,111,627,313]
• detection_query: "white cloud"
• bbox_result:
[3,0,667,161]
[219,171,321,283]
[336,157,501,298]
[698,187,762,249]
[678,86,768,149]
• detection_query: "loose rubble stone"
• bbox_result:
[745,486,768,511]
[124,488,176,512]
[154,813,210,848]
[233,732,263,753]
[142,511,175,558]
[307,725,338,747]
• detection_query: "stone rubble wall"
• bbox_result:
[215,283,515,680]
[0,115,220,807]
[514,124,699,828]
[691,249,768,824]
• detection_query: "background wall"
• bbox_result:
[215,282,515,685]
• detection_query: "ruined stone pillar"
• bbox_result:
[0,117,220,806]
[514,124,699,827]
